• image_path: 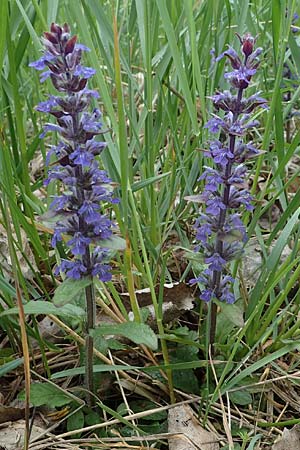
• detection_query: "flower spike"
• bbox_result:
[192,34,266,306]
[31,23,116,281]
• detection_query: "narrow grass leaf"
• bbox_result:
[0,358,24,377]
[15,0,41,51]
[0,0,8,68]
[266,207,300,271]
[222,343,300,393]
[132,172,171,192]
[52,360,215,379]
[155,0,197,131]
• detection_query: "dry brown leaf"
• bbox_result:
[32,316,63,348]
[0,419,44,450]
[242,239,292,289]
[168,404,219,450]
[272,424,300,450]
[121,283,195,324]
[118,379,158,402]
[0,405,24,424]
[0,224,37,280]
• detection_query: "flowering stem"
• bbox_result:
[30,23,117,405]
[191,35,266,361]
[82,232,96,403]
[85,280,95,406]
[210,87,244,350]
[72,108,96,403]
[209,96,242,353]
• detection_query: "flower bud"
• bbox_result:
[44,32,59,44]
[238,33,256,57]
[50,23,62,37]
[65,35,77,55]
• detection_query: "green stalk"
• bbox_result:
[6,23,33,207]
[128,189,175,403]
[257,418,300,428]
[253,262,300,345]
[113,13,129,227]
[252,0,296,194]
[30,0,48,30]
[144,1,157,247]
[124,235,141,322]
[85,279,96,406]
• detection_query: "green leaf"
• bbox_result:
[139,422,167,433]
[222,343,300,394]
[106,338,127,350]
[131,172,171,192]
[19,383,73,408]
[38,210,66,228]
[15,0,42,52]
[218,300,245,328]
[53,278,92,307]
[0,300,85,319]
[229,390,252,406]
[155,0,198,131]
[67,409,84,433]
[91,322,158,350]
[218,230,245,244]
[172,367,199,394]
[0,0,8,68]
[95,235,126,251]
[124,400,167,421]
[289,33,300,77]
[85,410,102,426]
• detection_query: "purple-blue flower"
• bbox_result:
[78,201,101,224]
[205,117,226,133]
[67,233,91,256]
[93,216,113,240]
[70,146,94,166]
[199,168,224,191]
[209,141,234,167]
[205,253,227,271]
[73,65,96,79]
[200,289,214,303]
[29,52,56,70]
[224,67,256,88]
[36,96,59,113]
[206,196,226,215]
[40,123,63,138]
[57,259,88,280]
[196,223,212,243]
[81,109,103,133]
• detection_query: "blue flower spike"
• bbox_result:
[191,33,267,305]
